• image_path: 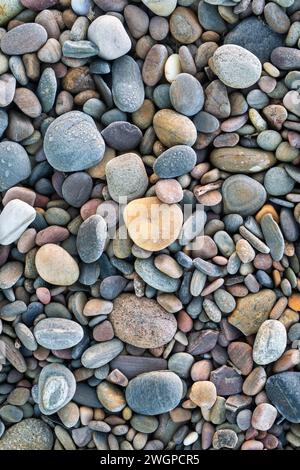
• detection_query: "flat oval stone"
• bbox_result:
[126,371,183,415]
[37,68,57,113]
[112,55,144,113]
[0,419,53,450]
[0,199,36,246]
[224,17,283,62]
[38,363,76,415]
[135,257,181,292]
[142,0,177,16]
[260,214,284,261]
[153,145,197,178]
[211,45,262,89]
[44,111,105,172]
[1,23,47,55]
[0,142,31,192]
[222,175,267,216]
[106,153,148,203]
[35,244,79,286]
[81,338,124,369]
[76,215,107,263]
[34,318,84,350]
[264,167,295,196]
[253,320,287,365]
[110,294,177,348]
[0,0,23,27]
[169,73,204,116]
[124,197,183,251]
[153,109,197,147]
[271,47,300,70]
[102,121,142,151]
[0,261,23,289]
[266,372,300,423]
[62,172,93,208]
[0,74,16,107]
[88,15,131,61]
[210,146,276,173]
[142,45,168,87]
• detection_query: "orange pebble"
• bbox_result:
[288,293,300,311]
[256,204,279,223]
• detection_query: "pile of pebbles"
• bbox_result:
[1,0,300,452]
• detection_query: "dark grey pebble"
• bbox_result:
[34,318,84,350]
[101,121,143,151]
[112,55,145,113]
[62,172,93,208]
[271,47,300,70]
[77,215,107,264]
[99,275,128,300]
[198,1,227,34]
[73,383,102,408]
[266,372,300,423]
[280,208,300,242]
[193,111,220,133]
[153,145,197,178]
[187,329,219,355]
[90,59,111,75]
[0,141,31,192]
[193,258,226,277]
[264,167,295,196]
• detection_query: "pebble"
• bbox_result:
[34,318,84,350]
[153,109,197,147]
[88,16,131,61]
[210,45,262,89]
[76,215,107,263]
[266,372,300,423]
[0,419,53,450]
[81,339,124,369]
[124,197,183,252]
[0,200,36,246]
[190,381,217,409]
[0,74,16,107]
[155,179,183,204]
[110,294,177,348]
[125,371,183,416]
[153,145,197,178]
[106,153,148,203]
[212,429,238,450]
[38,364,76,415]
[35,244,79,286]
[222,175,267,216]
[253,320,287,365]
[102,122,142,151]
[210,146,276,173]
[252,403,277,431]
[260,214,285,261]
[1,23,47,55]
[229,290,277,336]
[142,0,177,17]
[112,55,144,113]
[97,382,125,413]
[169,73,204,116]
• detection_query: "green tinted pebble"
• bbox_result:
[44,207,71,226]
[257,130,282,150]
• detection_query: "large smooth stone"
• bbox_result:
[44,111,105,172]
[0,419,53,450]
[125,371,183,415]
[0,142,31,191]
[1,23,47,55]
[224,17,284,63]
[124,197,183,251]
[81,338,124,368]
[88,15,131,60]
[135,257,181,292]
[38,363,76,415]
[35,244,79,286]
[211,44,262,89]
[110,294,177,348]
[228,290,277,336]
[210,146,276,173]
[0,199,36,245]
[253,320,287,365]
[112,55,145,113]
[266,372,300,423]
[34,318,84,350]
[222,175,267,216]
[106,153,148,202]
[153,145,197,178]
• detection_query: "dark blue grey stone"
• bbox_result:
[112,55,144,113]
[266,372,300,423]
[153,145,197,178]
[0,110,8,138]
[256,270,273,288]
[101,121,143,151]
[0,141,31,192]
[62,172,93,208]
[77,215,107,264]
[198,1,227,34]
[224,17,284,62]
[99,275,128,300]
[73,383,102,408]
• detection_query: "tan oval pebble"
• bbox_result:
[17,228,37,254]
[58,402,80,429]
[13,88,42,118]
[155,179,183,204]
[110,293,177,348]
[210,146,276,173]
[190,360,212,382]
[153,109,197,147]
[2,187,36,207]
[96,381,126,412]
[273,349,300,373]
[142,44,168,87]
[165,54,182,83]
[123,196,183,251]
[251,403,277,431]
[170,7,202,44]
[0,261,23,289]
[157,293,183,313]
[189,381,217,409]
[154,254,183,278]
[35,243,79,286]
[83,299,113,317]
[242,366,267,396]
[236,239,256,263]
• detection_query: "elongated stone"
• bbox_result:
[253,320,287,365]
[210,146,275,173]
[266,372,300,423]
[110,356,168,379]
[260,214,284,261]
[135,257,181,292]
[1,23,47,55]
[193,258,225,277]
[112,55,144,113]
[81,339,124,369]
[63,40,99,58]
[34,318,84,350]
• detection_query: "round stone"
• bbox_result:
[253,320,287,365]
[106,153,148,203]
[76,215,107,263]
[35,244,80,286]
[155,179,183,204]
[170,73,204,116]
[1,23,47,55]
[264,167,295,196]
[257,130,282,151]
[190,381,217,409]
[88,15,131,60]
[81,338,124,369]
[211,45,262,89]
[62,172,93,208]
[124,197,183,251]
[125,371,183,416]
[222,175,267,216]
[97,382,125,412]
[102,121,142,152]
[168,353,194,378]
[44,111,105,172]
[0,419,53,450]
[34,318,84,350]
[251,403,277,431]
[266,372,300,423]
[153,145,197,178]
[110,294,177,349]
[38,364,76,415]
[112,55,145,113]
[153,109,197,147]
